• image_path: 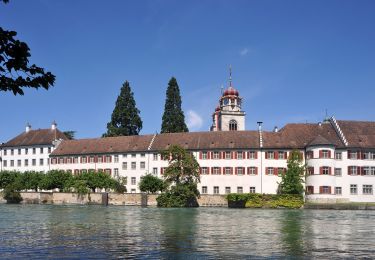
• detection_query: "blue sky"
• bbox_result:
[1,0,374,142]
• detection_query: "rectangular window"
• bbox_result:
[213,151,220,159]
[322,166,330,175]
[40,159,44,166]
[334,168,342,176]
[122,162,127,170]
[248,167,256,175]
[335,152,342,160]
[363,185,373,195]
[321,186,330,194]
[24,159,28,167]
[225,151,231,159]
[131,177,136,185]
[40,147,44,154]
[306,151,313,159]
[248,151,256,159]
[202,186,208,194]
[349,166,358,175]
[267,168,274,175]
[18,149,21,155]
[212,167,220,175]
[131,162,136,170]
[81,157,87,163]
[201,167,208,175]
[11,149,14,155]
[97,156,103,163]
[307,167,314,175]
[237,151,243,159]
[306,186,314,194]
[350,184,357,195]
[3,160,7,167]
[10,160,14,167]
[202,152,208,159]
[32,148,36,154]
[278,151,285,160]
[4,149,7,156]
[213,186,219,194]
[225,187,231,194]
[152,167,158,175]
[322,150,329,159]
[24,148,28,155]
[74,157,78,164]
[335,187,342,195]
[237,167,244,175]
[249,187,256,193]
[32,159,36,166]
[59,158,64,164]
[123,154,127,158]
[349,151,358,159]
[153,153,158,160]
[105,156,111,162]
[131,154,136,158]
[225,167,231,175]
[48,147,51,153]
[141,153,145,158]
[267,151,274,159]
[237,187,243,194]
[114,168,119,178]
[89,156,94,163]
[114,155,119,163]
[17,160,21,167]
[140,161,145,169]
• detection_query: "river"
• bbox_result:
[0,205,374,259]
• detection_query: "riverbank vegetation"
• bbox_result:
[156,145,200,207]
[226,193,303,209]
[0,170,126,203]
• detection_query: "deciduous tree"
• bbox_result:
[278,150,305,195]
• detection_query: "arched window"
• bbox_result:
[229,120,237,131]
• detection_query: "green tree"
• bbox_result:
[39,170,73,191]
[278,150,305,195]
[139,174,165,193]
[0,170,19,189]
[63,131,76,140]
[103,81,142,137]
[18,171,44,191]
[161,77,188,133]
[75,170,117,192]
[0,27,55,95]
[157,145,200,207]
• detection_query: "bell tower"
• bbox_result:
[211,66,246,131]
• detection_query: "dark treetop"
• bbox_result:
[0,27,55,95]
[104,81,143,137]
[161,77,188,133]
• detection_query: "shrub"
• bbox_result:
[3,185,23,204]
[157,183,199,207]
[226,193,303,209]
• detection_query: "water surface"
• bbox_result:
[0,205,374,259]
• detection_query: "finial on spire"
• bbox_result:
[229,65,232,87]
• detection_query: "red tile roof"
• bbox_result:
[337,120,375,148]
[3,129,68,147]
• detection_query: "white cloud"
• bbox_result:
[186,110,203,131]
[240,48,249,56]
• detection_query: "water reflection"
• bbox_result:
[1,205,375,258]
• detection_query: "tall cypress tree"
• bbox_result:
[161,77,189,133]
[103,81,142,137]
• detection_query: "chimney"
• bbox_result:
[257,121,263,132]
[26,123,31,133]
[273,126,279,133]
[51,121,57,130]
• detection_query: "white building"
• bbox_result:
[0,122,68,172]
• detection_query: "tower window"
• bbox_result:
[229,120,237,131]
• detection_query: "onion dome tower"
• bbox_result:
[210,66,246,131]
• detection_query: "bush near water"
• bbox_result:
[226,193,303,209]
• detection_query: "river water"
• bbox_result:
[0,205,374,259]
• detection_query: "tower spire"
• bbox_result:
[229,64,232,87]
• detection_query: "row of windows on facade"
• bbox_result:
[199,151,288,160]
[201,186,256,194]
[306,166,375,176]
[2,147,52,156]
[306,150,375,160]
[306,185,373,195]
[3,158,47,167]
[198,167,286,176]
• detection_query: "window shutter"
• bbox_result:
[358,166,362,175]
[274,167,278,176]
[255,151,258,159]
[319,150,323,158]
[222,167,225,175]
[222,152,225,159]
[94,156,98,163]
[199,152,202,160]
[328,150,331,158]
[319,186,323,194]
[347,150,351,159]
[328,186,332,194]
[210,152,213,159]
[109,156,112,163]
[235,167,238,175]
[233,152,237,159]
[80,157,82,163]
[320,167,323,175]
[265,167,268,174]
[242,151,246,159]
[265,152,268,159]
[357,151,361,160]
[231,167,233,175]
[161,167,164,175]
[255,167,258,175]
[208,167,211,175]
[247,167,250,175]
[348,166,352,175]
[284,152,288,159]
[329,167,332,175]
[218,167,221,175]
[274,152,279,160]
